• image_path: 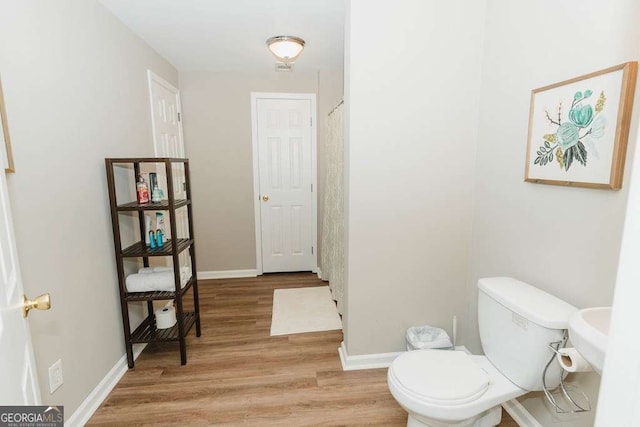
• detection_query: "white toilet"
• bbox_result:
[387,277,578,427]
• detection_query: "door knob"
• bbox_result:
[262,195,269,202]
[22,293,51,318]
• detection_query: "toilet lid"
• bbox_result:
[390,350,490,405]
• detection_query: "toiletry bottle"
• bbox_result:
[156,229,164,247]
[144,214,152,246]
[149,230,156,249]
[151,184,162,203]
[156,212,166,240]
[149,173,157,201]
[136,175,149,204]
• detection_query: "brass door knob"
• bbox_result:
[22,293,51,318]
[262,195,269,202]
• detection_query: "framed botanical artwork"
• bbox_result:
[0,76,15,173]
[525,62,637,189]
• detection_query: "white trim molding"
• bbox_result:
[197,270,258,280]
[65,344,146,427]
[338,343,473,371]
[338,341,404,371]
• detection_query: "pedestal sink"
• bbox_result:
[567,307,612,375]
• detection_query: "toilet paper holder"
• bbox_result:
[542,331,592,414]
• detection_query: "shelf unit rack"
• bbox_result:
[105,157,201,368]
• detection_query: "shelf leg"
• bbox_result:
[175,298,187,365]
[107,160,136,369]
[184,165,202,338]
[179,335,187,365]
[125,342,134,368]
[192,271,201,336]
[121,301,134,368]
[191,250,202,337]
[168,160,188,365]
[147,300,155,336]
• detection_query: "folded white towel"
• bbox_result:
[126,267,192,293]
[138,266,175,274]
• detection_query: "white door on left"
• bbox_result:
[147,71,190,268]
[0,142,41,404]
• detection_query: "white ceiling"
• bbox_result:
[98,0,345,72]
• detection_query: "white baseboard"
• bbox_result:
[197,269,325,280]
[338,344,470,372]
[338,341,404,371]
[502,398,542,427]
[197,269,258,280]
[65,344,146,427]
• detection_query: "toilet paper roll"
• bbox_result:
[155,305,177,329]
[557,348,593,373]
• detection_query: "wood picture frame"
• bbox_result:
[0,76,15,173]
[525,62,637,189]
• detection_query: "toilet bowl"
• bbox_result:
[387,277,578,427]
[388,350,525,427]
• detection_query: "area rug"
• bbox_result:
[270,286,342,336]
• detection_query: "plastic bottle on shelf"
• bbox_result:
[149,230,157,249]
[151,184,164,203]
[136,175,149,204]
[144,214,151,246]
[156,212,167,241]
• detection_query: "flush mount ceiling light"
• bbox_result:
[266,35,305,64]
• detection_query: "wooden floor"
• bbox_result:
[89,273,518,426]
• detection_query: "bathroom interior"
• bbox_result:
[1,0,640,426]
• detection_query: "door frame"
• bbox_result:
[250,92,318,275]
[147,70,185,157]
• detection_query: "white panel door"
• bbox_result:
[148,70,185,160]
[257,98,314,272]
[0,142,41,404]
[148,71,189,268]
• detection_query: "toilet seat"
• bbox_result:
[389,350,490,405]
[388,352,527,424]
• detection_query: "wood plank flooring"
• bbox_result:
[89,273,518,426]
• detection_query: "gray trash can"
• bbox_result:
[406,325,453,351]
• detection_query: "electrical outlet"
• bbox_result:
[48,359,63,393]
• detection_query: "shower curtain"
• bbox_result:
[320,101,344,314]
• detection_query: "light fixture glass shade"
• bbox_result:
[266,36,305,63]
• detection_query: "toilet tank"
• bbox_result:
[478,277,578,391]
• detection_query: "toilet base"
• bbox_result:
[406,406,502,427]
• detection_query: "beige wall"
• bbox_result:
[344,0,486,354]
[466,0,640,424]
[0,0,177,415]
[179,70,343,272]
